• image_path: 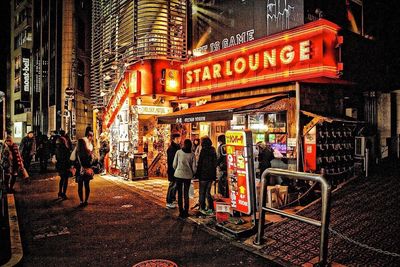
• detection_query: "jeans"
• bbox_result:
[175,178,191,214]
[78,179,91,203]
[4,174,17,191]
[199,180,214,210]
[58,171,69,195]
[23,155,32,171]
[218,172,229,198]
[166,180,176,204]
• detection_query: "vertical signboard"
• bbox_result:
[226,130,253,215]
[21,48,31,103]
[304,125,317,171]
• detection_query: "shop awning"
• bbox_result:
[157,94,286,124]
[301,110,363,135]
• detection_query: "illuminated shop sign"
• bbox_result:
[21,48,30,103]
[183,19,340,97]
[104,80,129,128]
[137,105,172,115]
[193,29,255,54]
[226,130,253,214]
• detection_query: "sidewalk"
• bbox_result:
[8,169,277,266]
[102,161,400,266]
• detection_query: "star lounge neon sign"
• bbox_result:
[182,19,341,97]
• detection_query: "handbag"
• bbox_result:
[77,154,94,179]
[69,166,77,177]
[21,167,30,180]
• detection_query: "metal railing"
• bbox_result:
[254,168,332,266]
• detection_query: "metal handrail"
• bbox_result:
[254,168,332,266]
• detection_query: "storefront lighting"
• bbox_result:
[167,79,178,90]
[111,62,119,70]
[103,73,112,81]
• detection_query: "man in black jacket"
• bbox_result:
[166,133,181,209]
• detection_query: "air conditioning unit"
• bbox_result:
[355,136,366,157]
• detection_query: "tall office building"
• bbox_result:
[91,0,187,108]
[9,0,92,141]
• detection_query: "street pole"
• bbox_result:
[2,95,5,139]
[0,91,5,140]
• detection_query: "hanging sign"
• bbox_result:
[226,130,253,214]
[21,48,31,103]
[103,79,129,128]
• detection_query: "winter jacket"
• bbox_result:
[196,146,217,181]
[259,146,274,174]
[2,143,23,175]
[55,136,72,172]
[167,142,180,181]
[173,150,196,179]
[20,136,36,158]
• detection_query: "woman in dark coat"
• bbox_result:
[55,131,72,199]
[74,138,94,207]
[196,136,217,215]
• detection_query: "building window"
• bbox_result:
[14,100,26,115]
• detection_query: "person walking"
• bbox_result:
[99,132,110,174]
[37,133,50,173]
[19,131,36,172]
[71,127,95,207]
[217,135,228,198]
[1,136,24,193]
[173,139,196,218]
[196,136,217,215]
[55,130,72,199]
[258,142,275,182]
[166,133,181,209]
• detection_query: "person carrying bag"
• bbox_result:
[71,127,95,207]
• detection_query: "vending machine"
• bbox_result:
[304,123,355,177]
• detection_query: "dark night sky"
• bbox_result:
[0,0,10,96]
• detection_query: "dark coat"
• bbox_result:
[259,146,274,175]
[20,136,35,158]
[55,136,72,172]
[167,142,180,181]
[196,146,217,181]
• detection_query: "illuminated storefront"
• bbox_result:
[159,19,345,173]
[102,60,180,178]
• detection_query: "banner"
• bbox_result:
[20,48,31,103]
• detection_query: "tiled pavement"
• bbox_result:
[101,175,200,208]
[102,160,400,266]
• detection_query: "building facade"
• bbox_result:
[91,0,187,178]
[9,0,92,142]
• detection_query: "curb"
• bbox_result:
[2,194,23,267]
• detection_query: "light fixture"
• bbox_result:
[110,61,119,70]
[103,73,112,81]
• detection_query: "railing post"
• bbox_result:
[254,171,268,245]
[319,175,331,266]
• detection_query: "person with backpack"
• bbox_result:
[55,130,73,199]
[173,139,197,218]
